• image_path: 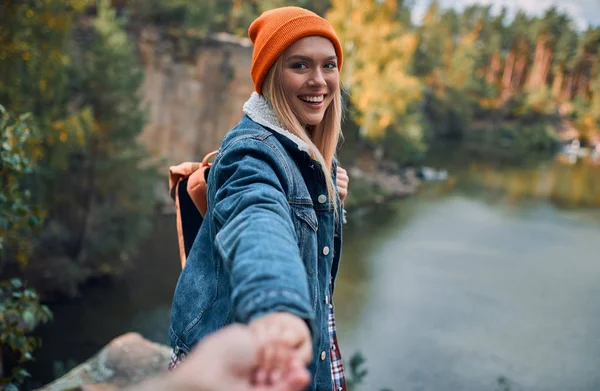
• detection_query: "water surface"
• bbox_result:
[337,194,600,391]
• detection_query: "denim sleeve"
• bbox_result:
[212,137,314,325]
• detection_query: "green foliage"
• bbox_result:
[131,0,331,37]
[423,86,474,140]
[0,0,88,119]
[0,279,53,386]
[132,0,231,35]
[381,117,428,166]
[1,0,158,296]
[30,0,160,294]
[0,106,39,265]
[0,106,52,386]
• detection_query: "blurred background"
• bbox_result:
[1,0,600,390]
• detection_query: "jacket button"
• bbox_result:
[325,295,329,304]
[322,246,330,255]
[318,194,327,203]
[320,351,326,360]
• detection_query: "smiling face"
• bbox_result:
[280,36,340,127]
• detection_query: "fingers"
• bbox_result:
[336,167,349,187]
[336,166,349,203]
[338,187,347,204]
[249,313,312,388]
[254,361,310,391]
[274,359,311,391]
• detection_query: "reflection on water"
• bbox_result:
[460,157,600,209]
[26,158,600,391]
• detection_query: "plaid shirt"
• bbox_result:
[328,284,347,391]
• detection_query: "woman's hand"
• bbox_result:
[336,166,349,204]
[249,312,312,386]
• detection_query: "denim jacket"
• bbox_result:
[169,92,343,390]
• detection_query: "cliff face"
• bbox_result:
[137,28,254,172]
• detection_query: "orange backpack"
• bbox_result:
[168,150,218,268]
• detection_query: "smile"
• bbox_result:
[298,95,325,104]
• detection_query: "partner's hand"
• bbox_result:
[249,312,312,386]
[173,324,310,391]
[336,166,349,204]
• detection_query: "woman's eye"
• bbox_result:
[292,63,308,70]
[324,62,337,69]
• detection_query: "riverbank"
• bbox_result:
[344,165,421,210]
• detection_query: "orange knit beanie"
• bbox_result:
[248,6,343,94]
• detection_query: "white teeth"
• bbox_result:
[300,95,324,103]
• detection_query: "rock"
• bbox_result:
[36,333,172,391]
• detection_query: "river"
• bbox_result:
[26,156,600,391]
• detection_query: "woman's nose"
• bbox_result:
[307,69,326,87]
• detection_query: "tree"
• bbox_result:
[28,0,159,295]
[412,1,447,78]
[328,0,422,142]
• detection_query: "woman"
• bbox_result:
[169,6,349,390]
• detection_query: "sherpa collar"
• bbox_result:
[242,92,310,153]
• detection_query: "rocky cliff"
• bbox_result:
[137,28,254,174]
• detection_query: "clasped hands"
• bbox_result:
[171,312,313,391]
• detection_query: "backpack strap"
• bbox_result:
[168,150,218,269]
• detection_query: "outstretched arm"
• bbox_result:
[211,138,313,325]
[211,138,314,383]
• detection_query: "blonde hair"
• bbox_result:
[262,56,343,214]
